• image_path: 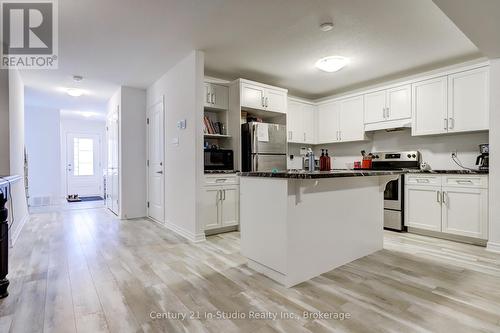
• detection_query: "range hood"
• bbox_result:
[364,118,412,132]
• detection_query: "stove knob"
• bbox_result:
[412,154,416,158]
[407,154,412,158]
[375,155,379,159]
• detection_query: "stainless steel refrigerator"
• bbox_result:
[241,122,287,172]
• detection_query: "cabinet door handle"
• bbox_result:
[442,191,447,204]
[223,189,226,201]
[339,131,342,141]
[416,178,430,183]
[382,108,386,119]
[216,190,221,205]
[303,133,306,142]
[265,97,269,107]
[437,190,441,203]
[449,117,454,130]
[215,178,227,183]
[207,93,211,104]
[457,180,473,184]
[387,107,390,118]
[261,96,265,107]
[444,118,448,130]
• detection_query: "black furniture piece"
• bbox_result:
[0,175,22,299]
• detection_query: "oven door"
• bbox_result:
[384,175,402,210]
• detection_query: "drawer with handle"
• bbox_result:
[204,174,239,186]
[405,175,441,186]
[443,175,488,188]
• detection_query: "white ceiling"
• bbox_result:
[22,0,481,106]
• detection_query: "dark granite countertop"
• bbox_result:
[406,169,488,175]
[204,170,239,175]
[238,170,404,179]
[238,169,488,179]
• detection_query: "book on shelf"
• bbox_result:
[203,116,225,135]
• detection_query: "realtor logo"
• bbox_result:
[1,0,58,69]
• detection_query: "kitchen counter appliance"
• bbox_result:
[371,151,421,231]
[476,144,489,171]
[241,122,287,172]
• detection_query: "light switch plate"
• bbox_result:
[177,119,187,129]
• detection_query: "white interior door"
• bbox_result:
[66,133,101,197]
[147,98,165,222]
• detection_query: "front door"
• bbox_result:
[66,133,101,197]
[147,97,165,222]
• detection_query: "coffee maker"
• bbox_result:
[476,144,489,171]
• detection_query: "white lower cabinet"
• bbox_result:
[405,174,488,240]
[405,185,442,232]
[201,179,239,231]
[441,186,488,239]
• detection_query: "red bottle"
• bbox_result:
[325,149,331,170]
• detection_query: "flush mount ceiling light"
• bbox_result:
[66,88,85,97]
[319,22,334,32]
[315,56,350,72]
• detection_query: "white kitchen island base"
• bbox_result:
[239,173,399,287]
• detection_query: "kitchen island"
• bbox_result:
[239,170,402,287]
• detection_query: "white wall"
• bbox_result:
[0,70,9,174]
[25,107,61,205]
[487,59,500,252]
[309,129,488,170]
[147,50,205,242]
[60,116,106,198]
[120,87,147,219]
[8,69,29,245]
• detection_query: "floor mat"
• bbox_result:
[67,196,103,202]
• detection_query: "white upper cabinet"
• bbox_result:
[204,82,229,110]
[240,80,287,113]
[317,96,364,144]
[386,85,411,121]
[412,76,448,136]
[317,101,340,144]
[338,96,365,142]
[412,66,489,136]
[302,104,316,144]
[364,90,386,124]
[266,88,287,113]
[448,67,489,133]
[241,83,266,110]
[364,84,411,126]
[287,99,316,144]
[287,100,303,143]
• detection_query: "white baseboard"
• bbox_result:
[10,213,29,247]
[486,241,500,253]
[151,218,206,243]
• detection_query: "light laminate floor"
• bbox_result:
[1,207,500,333]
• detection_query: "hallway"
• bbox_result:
[1,207,500,333]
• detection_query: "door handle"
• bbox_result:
[449,117,454,130]
[223,189,226,200]
[437,190,441,203]
[444,118,448,130]
[206,93,211,103]
[303,132,306,142]
[416,178,430,183]
[265,97,269,107]
[442,191,447,205]
[261,96,265,107]
[156,171,163,174]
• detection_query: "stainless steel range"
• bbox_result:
[371,151,421,231]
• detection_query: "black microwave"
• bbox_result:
[204,149,234,171]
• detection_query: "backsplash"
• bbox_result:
[289,129,489,170]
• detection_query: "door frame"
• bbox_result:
[146,95,165,223]
[65,131,102,197]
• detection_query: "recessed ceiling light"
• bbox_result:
[66,88,84,97]
[319,22,334,32]
[315,56,350,72]
[73,75,83,82]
